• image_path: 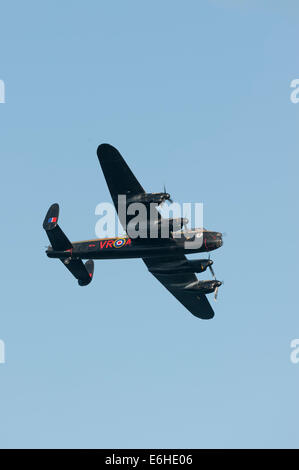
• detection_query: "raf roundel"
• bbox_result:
[113,238,126,248]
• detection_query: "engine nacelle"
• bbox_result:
[148,258,213,275]
[188,259,213,273]
[127,217,188,239]
[183,280,222,295]
[161,217,188,233]
[127,192,170,205]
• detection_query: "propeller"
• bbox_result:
[209,264,216,280]
[208,255,216,279]
[214,286,219,301]
[214,281,223,302]
[163,184,173,204]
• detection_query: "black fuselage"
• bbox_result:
[46,230,222,260]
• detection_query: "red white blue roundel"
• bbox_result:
[113,238,126,248]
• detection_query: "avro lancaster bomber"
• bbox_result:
[43,144,223,319]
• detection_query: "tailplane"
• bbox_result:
[43,203,72,251]
[43,203,94,286]
[61,258,94,286]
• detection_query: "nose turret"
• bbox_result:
[205,232,223,251]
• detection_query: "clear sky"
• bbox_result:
[0,0,298,449]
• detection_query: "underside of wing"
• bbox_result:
[97,143,145,204]
[97,143,163,235]
[143,256,215,320]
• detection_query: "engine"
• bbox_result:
[160,217,188,233]
[127,192,170,205]
[148,258,213,275]
[127,217,188,239]
[188,259,213,273]
[183,280,222,295]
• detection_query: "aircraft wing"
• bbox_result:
[143,256,215,319]
[97,143,162,234]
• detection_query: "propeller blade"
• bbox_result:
[209,264,216,279]
[163,184,173,204]
[214,286,219,301]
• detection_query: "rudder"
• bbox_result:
[43,203,72,251]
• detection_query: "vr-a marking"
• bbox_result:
[99,238,131,249]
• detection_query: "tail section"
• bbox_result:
[43,203,72,251]
[61,258,94,286]
[43,203,94,286]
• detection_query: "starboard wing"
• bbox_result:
[97,143,163,236]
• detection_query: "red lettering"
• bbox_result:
[100,241,107,249]
[106,240,113,248]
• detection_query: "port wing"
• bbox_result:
[143,256,214,319]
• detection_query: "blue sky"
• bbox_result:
[0,0,299,448]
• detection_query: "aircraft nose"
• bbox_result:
[216,236,222,248]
